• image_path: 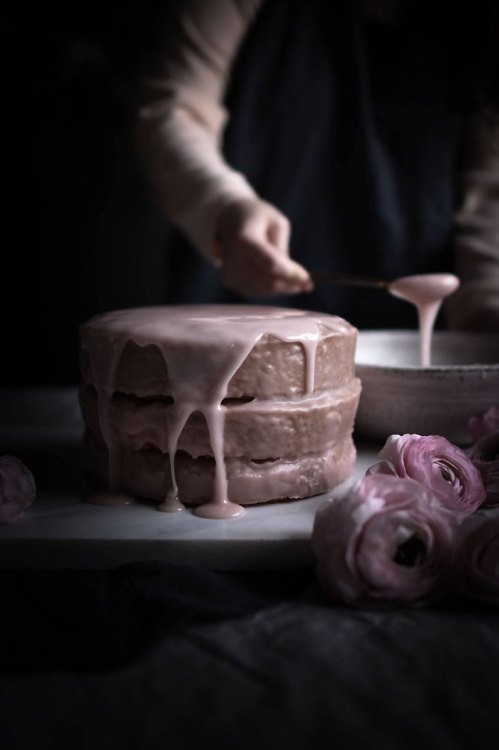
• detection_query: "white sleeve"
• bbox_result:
[135,0,263,261]
[446,110,499,331]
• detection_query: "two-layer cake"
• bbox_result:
[79,305,361,518]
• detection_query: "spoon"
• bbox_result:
[311,270,460,366]
[310,271,389,289]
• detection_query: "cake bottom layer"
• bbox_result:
[85,437,356,506]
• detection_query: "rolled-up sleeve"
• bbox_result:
[446,111,499,331]
[136,0,263,260]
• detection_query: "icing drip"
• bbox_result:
[388,274,460,366]
[81,306,350,518]
[301,337,319,394]
[160,402,191,513]
[94,338,130,505]
[194,404,245,518]
[157,496,184,513]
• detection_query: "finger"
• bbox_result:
[238,237,289,275]
[267,217,291,253]
[272,276,314,295]
[223,265,312,297]
[241,236,310,283]
[284,257,313,285]
[223,255,305,297]
[266,253,312,287]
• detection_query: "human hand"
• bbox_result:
[214,199,313,297]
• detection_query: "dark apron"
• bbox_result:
[165,0,468,329]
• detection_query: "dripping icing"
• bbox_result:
[388,274,460,367]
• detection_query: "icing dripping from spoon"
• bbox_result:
[311,270,460,366]
[388,273,460,366]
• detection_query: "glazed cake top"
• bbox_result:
[80,305,356,396]
[80,304,354,348]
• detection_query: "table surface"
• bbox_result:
[0,387,380,570]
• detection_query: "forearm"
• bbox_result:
[135,0,262,260]
[446,112,499,331]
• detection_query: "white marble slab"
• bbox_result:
[0,388,381,570]
[0,445,380,571]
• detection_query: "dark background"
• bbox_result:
[3,2,496,387]
[3,3,173,387]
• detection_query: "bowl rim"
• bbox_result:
[355,329,499,372]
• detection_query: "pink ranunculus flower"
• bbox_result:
[368,434,486,515]
[467,431,499,508]
[451,513,499,603]
[311,474,457,606]
[0,455,36,525]
[468,405,499,442]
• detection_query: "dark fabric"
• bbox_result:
[1,563,499,750]
[0,563,306,672]
[166,0,468,329]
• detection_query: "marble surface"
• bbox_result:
[0,386,379,570]
[0,450,380,571]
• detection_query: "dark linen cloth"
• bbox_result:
[1,563,499,750]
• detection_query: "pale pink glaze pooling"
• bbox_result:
[388,274,460,366]
[80,305,353,519]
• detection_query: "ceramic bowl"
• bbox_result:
[354,330,499,445]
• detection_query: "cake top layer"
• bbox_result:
[80,305,356,398]
[80,304,354,348]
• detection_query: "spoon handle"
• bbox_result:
[310,271,389,289]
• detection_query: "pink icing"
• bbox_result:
[388,274,460,366]
[80,305,353,519]
[157,493,186,513]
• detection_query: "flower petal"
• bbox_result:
[311,474,457,606]
[376,434,485,514]
[0,455,36,525]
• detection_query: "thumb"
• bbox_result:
[259,243,311,284]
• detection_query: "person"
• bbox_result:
[135,0,499,331]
